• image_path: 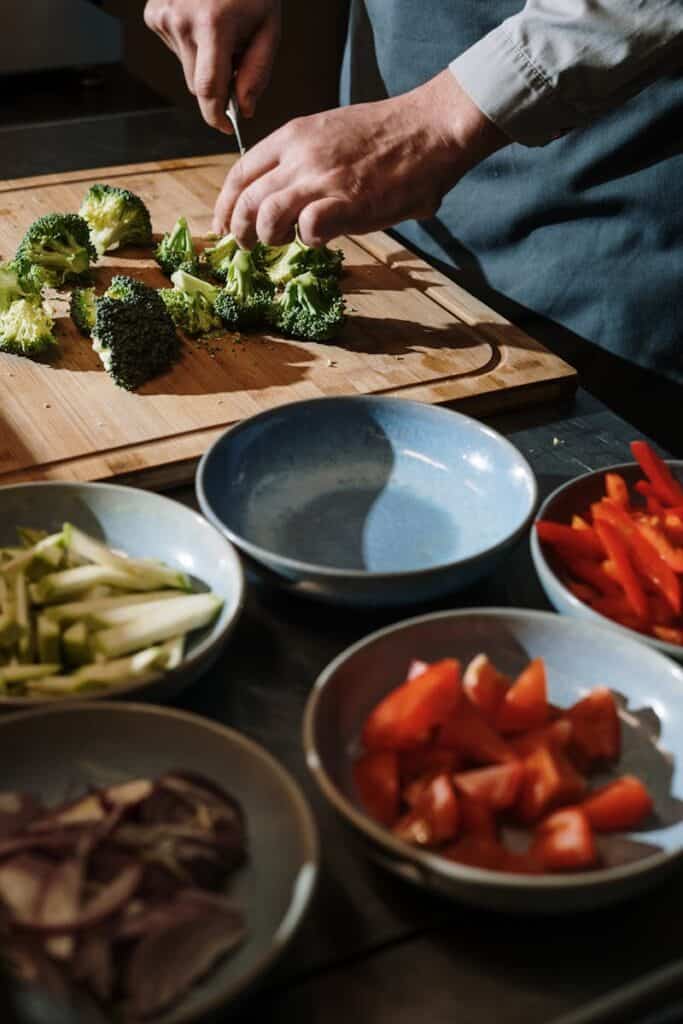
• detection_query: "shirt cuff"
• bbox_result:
[449,28,580,147]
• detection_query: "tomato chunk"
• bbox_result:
[398,747,460,786]
[353,751,400,826]
[510,718,573,757]
[459,794,498,841]
[516,745,586,823]
[532,808,598,871]
[393,773,459,847]
[442,836,508,871]
[463,653,509,722]
[566,688,620,769]
[453,762,524,811]
[437,698,518,765]
[582,776,653,832]
[496,658,549,734]
[362,659,462,752]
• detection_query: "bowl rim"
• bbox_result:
[196,395,539,582]
[530,460,683,662]
[302,605,683,893]
[0,700,320,1022]
[0,480,246,707]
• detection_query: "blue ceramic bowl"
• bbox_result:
[0,482,245,707]
[530,461,683,663]
[304,608,683,913]
[196,397,537,607]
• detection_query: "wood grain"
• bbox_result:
[0,155,576,488]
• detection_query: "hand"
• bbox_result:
[213,70,508,247]
[144,0,281,133]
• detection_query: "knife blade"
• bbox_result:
[226,87,246,157]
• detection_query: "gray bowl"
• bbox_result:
[304,608,683,913]
[530,461,683,662]
[196,396,537,608]
[0,702,318,1021]
[0,482,245,707]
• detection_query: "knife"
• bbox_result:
[226,85,246,157]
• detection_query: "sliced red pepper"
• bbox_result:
[462,653,509,722]
[594,500,681,614]
[636,522,683,573]
[559,556,621,596]
[605,472,630,508]
[582,776,653,832]
[353,752,400,826]
[631,441,683,507]
[362,659,462,752]
[496,658,549,734]
[532,808,598,871]
[393,773,459,847]
[664,514,683,547]
[535,521,604,560]
[594,520,649,620]
[453,762,524,811]
[653,625,683,646]
[567,581,599,604]
[571,514,591,531]
[406,659,429,680]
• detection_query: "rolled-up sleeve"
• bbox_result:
[449,0,683,146]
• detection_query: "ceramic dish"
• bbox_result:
[530,461,683,662]
[196,396,537,607]
[0,702,318,1022]
[0,482,245,707]
[304,607,683,913]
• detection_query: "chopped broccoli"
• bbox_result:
[200,233,238,281]
[70,287,96,336]
[159,269,222,335]
[263,232,344,286]
[79,183,152,256]
[267,271,345,342]
[155,216,198,277]
[213,249,274,330]
[15,213,97,288]
[91,276,180,391]
[0,298,56,357]
[0,261,39,312]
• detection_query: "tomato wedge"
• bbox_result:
[631,441,683,508]
[462,653,509,722]
[393,773,459,847]
[516,745,586,823]
[495,658,549,734]
[459,793,498,841]
[398,747,460,785]
[362,659,462,752]
[353,752,400,827]
[532,808,598,871]
[583,776,653,831]
[437,698,518,765]
[453,762,524,811]
[566,688,620,769]
[510,718,573,757]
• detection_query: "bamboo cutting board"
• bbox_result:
[0,155,576,489]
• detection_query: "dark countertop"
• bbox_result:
[4,109,683,1024]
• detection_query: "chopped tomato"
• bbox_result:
[605,472,630,508]
[453,762,524,811]
[495,658,549,734]
[510,718,573,757]
[536,521,604,559]
[582,776,653,832]
[353,752,400,827]
[362,659,462,752]
[631,441,683,508]
[399,747,459,786]
[516,745,586,823]
[459,794,498,841]
[532,808,598,871]
[437,698,518,765]
[567,688,620,769]
[442,836,508,871]
[594,520,649,621]
[462,653,509,722]
[393,773,459,847]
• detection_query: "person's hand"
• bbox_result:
[144,0,281,133]
[213,70,508,247]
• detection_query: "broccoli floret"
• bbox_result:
[155,217,198,277]
[104,274,156,305]
[159,269,222,335]
[70,287,97,336]
[200,233,239,282]
[79,183,152,256]
[213,249,274,330]
[263,232,344,286]
[0,298,56,357]
[15,213,97,288]
[267,271,345,342]
[0,261,40,312]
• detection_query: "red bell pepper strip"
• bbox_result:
[535,521,604,559]
[571,515,591,531]
[653,625,683,646]
[605,472,630,507]
[631,441,683,507]
[594,520,649,620]
[560,556,621,597]
[636,522,683,573]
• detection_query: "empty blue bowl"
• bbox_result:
[196,397,537,607]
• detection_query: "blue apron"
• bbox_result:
[341,1,683,385]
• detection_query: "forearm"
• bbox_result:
[450,0,683,146]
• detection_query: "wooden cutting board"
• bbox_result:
[0,154,576,489]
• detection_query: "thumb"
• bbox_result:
[235,16,280,117]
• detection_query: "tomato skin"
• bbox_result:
[458,794,498,841]
[437,698,518,766]
[510,718,573,757]
[393,773,459,848]
[443,837,541,874]
[496,658,549,734]
[453,762,524,811]
[463,654,510,722]
[362,659,462,752]
[353,752,400,827]
[566,688,621,770]
[516,745,587,824]
[398,747,460,786]
[532,808,598,871]
[582,776,654,832]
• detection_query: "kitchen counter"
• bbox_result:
[4,109,683,1024]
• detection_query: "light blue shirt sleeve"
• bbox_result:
[449,0,683,145]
